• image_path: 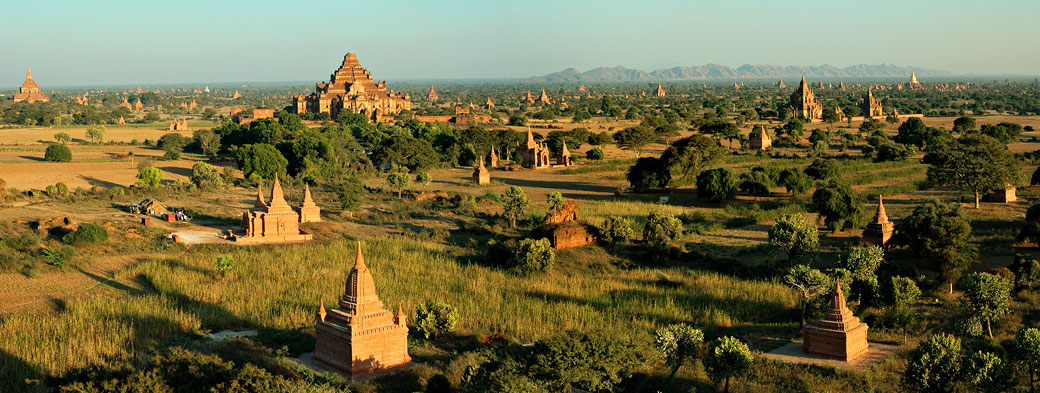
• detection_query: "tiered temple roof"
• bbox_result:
[789,75,823,121]
[803,282,870,361]
[14,65,50,103]
[291,52,410,122]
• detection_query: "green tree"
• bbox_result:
[44,143,72,162]
[385,172,411,198]
[136,167,164,188]
[660,134,726,188]
[415,301,459,339]
[980,122,1023,144]
[894,199,977,290]
[961,272,1012,338]
[782,118,805,141]
[626,157,669,193]
[888,276,922,308]
[924,134,1020,209]
[1018,200,1040,246]
[655,324,704,386]
[86,125,106,143]
[511,238,555,275]
[769,214,819,264]
[804,158,839,180]
[964,351,1014,393]
[809,179,864,231]
[336,178,365,212]
[1013,328,1040,392]
[785,265,832,327]
[546,192,565,212]
[530,330,642,393]
[53,132,70,144]
[416,172,432,191]
[843,245,884,279]
[190,162,224,190]
[643,211,683,247]
[953,116,976,133]
[235,143,288,181]
[901,334,963,393]
[778,169,812,195]
[612,126,657,156]
[585,148,604,160]
[192,129,220,157]
[696,168,737,203]
[62,222,109,245]
[703,336,753,393]
[598,216,634,245]
[502,185,529,228]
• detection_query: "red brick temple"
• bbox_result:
[803,282,869,361]
[236,177,313,243]
[314,242,411,377]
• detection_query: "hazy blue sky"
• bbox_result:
[3,0,1038,87]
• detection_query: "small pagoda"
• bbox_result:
[487,145,499,168]
[803,282,869,361]
[749,125,772,151]
[862,196,893,246]
[314,242,411,377]
[473,157,490,185]
[236,177,313,243]
[297,184,321,223]
[556,140,573,166]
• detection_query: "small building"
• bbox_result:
[749,125,772,151]
[655,83,666,97]
[862,88,883,118]
[473,158,490,185]
[789,75,823,122]
[139,198,167,216]
[862,196,894,246]
[803,282,870,361]
[314,242,411,377]
[13,66,50,103]
[983,187,1017,204]
[556,140,573,166]
[487,145,499,168]
[236,177,313,243]
[297,184,321,223]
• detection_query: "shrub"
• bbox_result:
[778,169,812,194]
[809,179,863,231]
[44,143,72,162]
[136,167,164,188]
[902,334,963,393]
[55,182,69,197]
[511,238,555,274]
[426,374,452,393]
[769,214,819,264]
[804,158,839,180]
[337,178,365,212]
[643,212,683,247]
[585,148,604,160]
[703,336,753,393]
[888,276,922,308]
[415,301,459,339]
[63,222,109,245]
[696,168,737,203]
[214,255,234,276]
[190,162,224,190]
[598,216,634,245]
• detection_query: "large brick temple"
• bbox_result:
[13,65,50,103]
[315,242,411,377]
[789,75,822,122]
[803,282,869,361]
[291,52,410,122]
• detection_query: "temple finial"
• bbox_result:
[354,240,366,269]
[318,299,327,322]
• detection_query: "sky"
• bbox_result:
[2,0,1039,87]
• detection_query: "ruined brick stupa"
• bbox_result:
[315,242,411,377]
[803,282,869,361]
[236,177,313,243]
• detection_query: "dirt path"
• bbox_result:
[0,252,163,315]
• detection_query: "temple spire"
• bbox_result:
[26,65,33,80]
[318,299,327,322]
[269,176,289,207]
[254,182,266,208]
[525,126,536,148]
[354,240,367,270]
[303,183,314,205]
[874,195,889,223]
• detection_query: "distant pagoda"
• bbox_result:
[14,65,50,103]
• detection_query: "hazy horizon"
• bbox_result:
[3,0,1038,87]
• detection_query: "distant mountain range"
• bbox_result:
[525,64,951,83]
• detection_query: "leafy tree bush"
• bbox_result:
[703,336,753,393]
[738,170,772,197]
[894,199,977,289]
[953,116,976,133]
[643,212,683,247]
[659,134,725,187]
[236,143,288,181]
[585,148,604,160]
[809,179,863,231]
[778,168,812,195]
[214,255,234,277]
[769,214,819,264]
[979,122,1023,144]
[44,143,72,162]
[785,265,831,327]
[696,168,737,203]
[960,272,1012,338]
[336,178,365,212]
[158,133,189,152]
[894,117,949,150]
[964,350,1015,393]
[902,334,963,393]
[511,238,555,275]
[426,374,452,393]
[416,172,432,191]
[655,324,704,385]
[1009,255,1040,289]
[598,216,634,245]
[924,134,1020,208]
[190,162,224,190]
[612,126,657,156]
[1014,328,1040,392]
[63,222,108,245]
[385,172,411,198]
[527,330,643,393]
[53,131,70,144]
[888,276,922,308]
[546,192,565,212]
[1017,200,1040,246]
[804,158,839,180]
[136,167,164,188]
[415,301,459,339]
[626,157,669,193]
[85,125,105,143]
[502,186,529,228]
